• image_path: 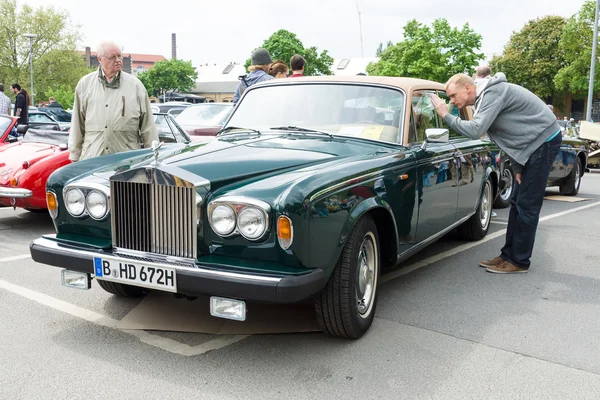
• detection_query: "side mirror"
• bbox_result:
[17,124,28,134]
[425,128,449,143]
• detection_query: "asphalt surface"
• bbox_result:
[1,171,600,399]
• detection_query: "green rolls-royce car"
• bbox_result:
[30,76,501,339]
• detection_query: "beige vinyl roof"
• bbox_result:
[259,75,446,91]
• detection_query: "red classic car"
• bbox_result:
[0,113,191,211]
[1,115,19,147]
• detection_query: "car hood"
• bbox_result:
[0,141,66,184]
[90,135,392,187]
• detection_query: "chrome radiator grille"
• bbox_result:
[111,181,197,259]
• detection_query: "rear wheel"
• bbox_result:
[559,158,582,196]
[96,279,146,297]
[314,216,380,339]
[493,165,513,209]
[460,177,493,241]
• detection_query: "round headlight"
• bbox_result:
[238,207,267,240]
[65,188,85,216]
[86,190,108,219]
[211,205,236,236]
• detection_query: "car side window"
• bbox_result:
[29,114,53,123]
[437,91,469,139]
[408,90,439,144]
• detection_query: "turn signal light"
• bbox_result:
[9,177,18,186]
[277,216,293,250]
[46,192,58,219]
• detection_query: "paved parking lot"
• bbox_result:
[2,171,600,399]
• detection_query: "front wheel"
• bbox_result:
[314,216,380,339]
[96,279,146,297]
[460,177,493,241]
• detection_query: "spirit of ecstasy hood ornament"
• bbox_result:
[151,140,164,165]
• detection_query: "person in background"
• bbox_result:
[289,55,306,78]
[68,40,157,162]
[11,83,29,126]
[431,73,561,274]
[46,97,64,109]
[0,84,11,115]
[233,48,275,104]
[269,59,289,78]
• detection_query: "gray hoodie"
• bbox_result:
[442,73,560,173]
[232,70,274,104]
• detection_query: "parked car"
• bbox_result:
[39,107,72,131]
[28,111,65,131]
[0,113,189,211]
[494,135,590,208]
[152,101,192,115]
[30,76,501,339]
[176,102,233,141]
[0,115,19,146]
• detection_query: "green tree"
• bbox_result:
[367,19,484,82]
[0,0,85,104]
[46,85,75,110]
[554,0,599,98]
[489,16,566,103]
[244,29,334,76]
[137,59,198,98]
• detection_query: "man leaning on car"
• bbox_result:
[68,41,157,162]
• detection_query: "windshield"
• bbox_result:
[45,109,72,122]
[227,83,405,144]
[0,116,12,134]
[176,104,232,125]
[154,114,190,144]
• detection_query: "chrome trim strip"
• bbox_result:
[0,187,33,198]
[33,237,282,283]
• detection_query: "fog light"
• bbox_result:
[210,296,246,321]
[61,270,91,290]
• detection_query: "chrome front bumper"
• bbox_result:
[0,187,33,198]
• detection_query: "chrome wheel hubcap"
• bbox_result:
[480,182,492,229]
[500,168,513,201]
[356,233,377,317]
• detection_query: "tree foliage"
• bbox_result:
[367,19,484,82]
[0,0,86,104]
[489,16,566,102]
[244,29,334,76]
[137,59,198,97]
[554,0,599,97]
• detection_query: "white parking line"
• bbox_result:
[0,254,31,263]
[0,278,248,356]
[381,200,600,284]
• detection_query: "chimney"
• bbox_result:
[85,46,91,68]
[171,33,177,60]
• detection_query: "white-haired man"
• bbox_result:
[68,41,157,161]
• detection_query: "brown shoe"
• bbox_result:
[486,261,528,274]
[479,256,504,268]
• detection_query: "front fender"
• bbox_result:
[308,195,398,279]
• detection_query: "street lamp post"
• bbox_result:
[23,33,37,106]
[586,0,600,122]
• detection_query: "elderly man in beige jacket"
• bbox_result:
[68,41,157,162]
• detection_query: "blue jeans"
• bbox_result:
[500,135,562,269]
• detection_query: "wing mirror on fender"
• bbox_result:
[421,128,449,149]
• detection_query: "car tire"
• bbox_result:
[460,177,493,241]
[314,216,380,339]
[96,279,146,297]
[493,164,513,209]
[559,157,582,196]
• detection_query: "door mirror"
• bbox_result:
[17,124,28,134]
[425,128,449,143]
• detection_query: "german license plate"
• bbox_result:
[93,256,177,293]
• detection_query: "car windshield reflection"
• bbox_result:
[227,83,405,144]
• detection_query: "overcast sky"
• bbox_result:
[24,0,587,67]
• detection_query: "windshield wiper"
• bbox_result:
[270,126,334,138]
[217,126,261,136]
